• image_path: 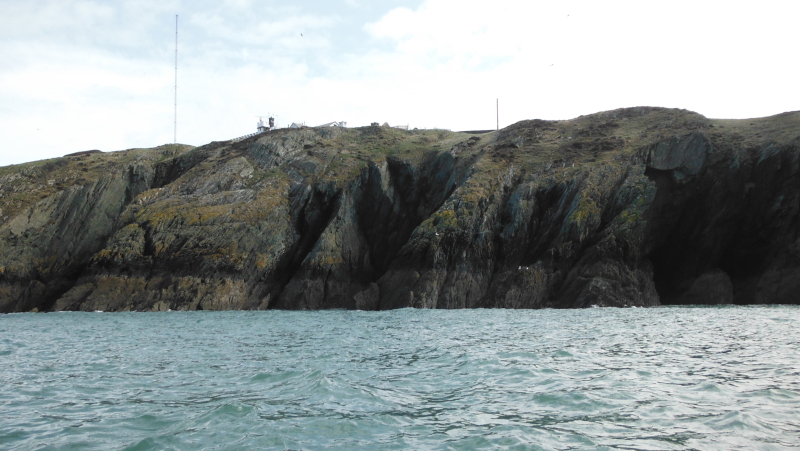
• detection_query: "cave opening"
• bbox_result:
[643,166,693,304]
[650,233,770,305]
[643,166,772,305]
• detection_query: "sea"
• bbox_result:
[1,306,798,450]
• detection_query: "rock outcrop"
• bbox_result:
[1,108,798,312]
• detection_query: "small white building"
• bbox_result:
[318,121,347,127]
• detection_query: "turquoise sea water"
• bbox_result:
[1,306,799,450]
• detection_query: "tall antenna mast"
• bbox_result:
[174,14,178,144]
[496,98,499,131]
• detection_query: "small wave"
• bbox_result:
[1,306,798,450]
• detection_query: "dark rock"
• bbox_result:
[677,269,734,305]
[1,108,798,311]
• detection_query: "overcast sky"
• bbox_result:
[1,0,797,166]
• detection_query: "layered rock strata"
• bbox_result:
[0,107,797,312]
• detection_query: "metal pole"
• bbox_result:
[174,15,178,144]
[496,98,498,131]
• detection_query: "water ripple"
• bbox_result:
[1,306,799,450]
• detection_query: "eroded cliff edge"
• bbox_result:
[1,107,798,312]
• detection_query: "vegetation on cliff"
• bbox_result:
[1,107,798,312]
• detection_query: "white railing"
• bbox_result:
[230,130,265,142]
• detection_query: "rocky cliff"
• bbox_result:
[1,107,798,312]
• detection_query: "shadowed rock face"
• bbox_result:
[1,108,798,312]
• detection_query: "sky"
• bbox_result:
[0,0,798,166]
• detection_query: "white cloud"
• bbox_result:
[189,12,337,46]
[0,0,797,166]
[359,0,799,125]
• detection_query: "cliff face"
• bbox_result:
[1,107,798,312]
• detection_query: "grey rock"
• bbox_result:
[1,109,798,312]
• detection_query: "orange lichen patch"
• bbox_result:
[230,191,288,223]
[321,255,344,266]
[92,249,116,262]
[154,242,169,257]
[139,206,185,229]
[199,247,247,269]
[136,171,291,230]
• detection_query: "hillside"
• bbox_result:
[1,107,798,312]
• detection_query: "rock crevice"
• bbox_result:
[1,109,798,312]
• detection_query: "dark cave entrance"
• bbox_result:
[643,166,770,305]
[643,166,690,304]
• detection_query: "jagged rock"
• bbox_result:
[0,109,798,312]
